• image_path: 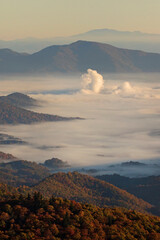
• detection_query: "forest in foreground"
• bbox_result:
[0,191,160,240]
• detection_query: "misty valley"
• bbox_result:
[0,72,160,171]
[0,71,160,239]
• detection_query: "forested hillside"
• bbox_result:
[33,172,152,214]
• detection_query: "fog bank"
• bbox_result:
[0,73,160,169]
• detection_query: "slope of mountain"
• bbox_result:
[0,100,80,124]
[0,193,160,240]
[0,49,29,73]
[0,92,38,108]
[1,28,160,53]
[96,174,160,213]
[0,160,50,186]
[0,41,160,74]
[32,171,152,214]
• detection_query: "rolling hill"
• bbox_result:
[0,162,159,216]
[0,41,160,74]
[32,171,152,214]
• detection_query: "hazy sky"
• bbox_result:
[1,0,160,40]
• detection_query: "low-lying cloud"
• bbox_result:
[80,70,160,99]
[1,73,160,171]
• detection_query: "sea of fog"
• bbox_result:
[0,72,160,171]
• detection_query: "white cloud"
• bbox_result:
[81,69,104,94]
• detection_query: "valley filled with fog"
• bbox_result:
[0,72,160,172]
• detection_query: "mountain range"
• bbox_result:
[0,40,160,74]
[1,28,160,53]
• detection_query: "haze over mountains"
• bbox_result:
[0,40,160,74]
[1,28,160,53]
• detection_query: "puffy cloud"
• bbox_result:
[81,69,104,94]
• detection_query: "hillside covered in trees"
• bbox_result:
[32,172,152,214]
[0,160,159,216]
[0,192,160,240]
[0,162,160,239]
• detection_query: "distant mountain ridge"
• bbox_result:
[0,40,160,74]
[1,28,160,53]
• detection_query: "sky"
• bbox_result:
[1,0,160,40]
